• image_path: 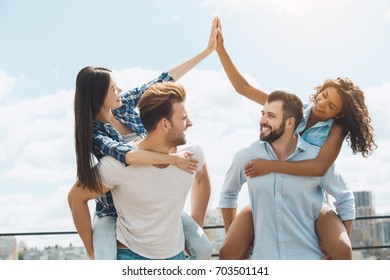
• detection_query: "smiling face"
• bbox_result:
[260,100,287,143]
[100,72,123,110]
[166,102,192,147]
[311,86,344,120]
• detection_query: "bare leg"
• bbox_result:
[315,204,352,260]
[219,204,254,260]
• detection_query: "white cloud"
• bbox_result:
[0,70,15,99]
[364,82,390,139]
[1,67,389,251]
[336,138,390,215]
[0,89,75,183]
[0,185,92,249]
[0,186,71,230]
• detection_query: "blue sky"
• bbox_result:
[1,0,390,248]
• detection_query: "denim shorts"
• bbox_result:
[117,248,185,260]
[93,215,117,260]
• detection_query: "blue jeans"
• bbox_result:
[181,212,213,260]
[92,212,213,260]
[117,248,185,260]
[92,215,117,260]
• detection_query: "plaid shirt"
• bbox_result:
[93,72,174,217]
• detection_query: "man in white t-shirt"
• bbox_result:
[68,82,204,260]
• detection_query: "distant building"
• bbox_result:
[376,220,390,246]
[23,243,88,260]
[354,191,377,233]
[0,237,18,260]
[351,191,377,248]
[355,191,374,208]
[350,190,390,259]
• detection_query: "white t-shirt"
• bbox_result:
[98,143,205,259]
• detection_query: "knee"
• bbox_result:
[219,241,238,260]
[325,234,352,260]
[334,248,352,260]
[187,239,214,260]
[219,243,230,260]
[195,238,214,260]
[334,239,352,260]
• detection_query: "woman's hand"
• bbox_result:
[206,16,218,52]
[174,151,199,174]
[244,159,272,178]
[215,16,224,53]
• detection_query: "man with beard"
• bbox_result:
[68,82,205,260]
[219,90,355,260]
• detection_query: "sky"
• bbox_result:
[0,0,390,249]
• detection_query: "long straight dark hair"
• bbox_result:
[74,66,111,192]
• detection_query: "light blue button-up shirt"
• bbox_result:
[296,103,334,147]
[219,136,355,259]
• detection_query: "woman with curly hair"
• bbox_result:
[215,17,376,260]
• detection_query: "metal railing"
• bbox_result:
[350,215,390,250]
[1,215,390,252]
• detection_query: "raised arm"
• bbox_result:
[216,17,268,105]
[245,124,345,177]
[168,17,218,81]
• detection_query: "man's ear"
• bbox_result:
[286,117,296,129]
[159,118,171,131]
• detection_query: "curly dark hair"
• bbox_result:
[311,77,377,157]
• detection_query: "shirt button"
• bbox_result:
[277,209,281,213]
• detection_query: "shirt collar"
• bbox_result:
[296,103,334,133]
[296,133,310,152]
[261,133,309,160]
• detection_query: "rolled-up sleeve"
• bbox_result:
[121,72,174,107]
[321,165,356,221]
[93,130,135,164]
[219,151,247,209]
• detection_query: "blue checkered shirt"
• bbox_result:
[93,72,174,217]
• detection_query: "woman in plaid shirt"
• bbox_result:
[70,17,219,260]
